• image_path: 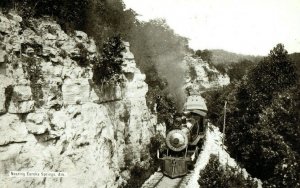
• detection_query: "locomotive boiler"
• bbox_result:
[158,94,208,178]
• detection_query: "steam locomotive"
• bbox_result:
[158,94,208,178]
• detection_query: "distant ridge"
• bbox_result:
[209,49,263,64]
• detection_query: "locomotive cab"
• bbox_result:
[159,94,208,178]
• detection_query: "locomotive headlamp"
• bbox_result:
[166,129,189,151]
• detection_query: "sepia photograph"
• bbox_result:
[0,0,299,187]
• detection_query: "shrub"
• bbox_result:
[0,0,88,30]
[124,165,153,188]
[22,56,44,107]
[227,59,256,81]
[203,66,218,82]
[189,65,197,81]
[59,49,68,59]
[71,43,90,67]
[199,155,258,188]
[92,36,125,84]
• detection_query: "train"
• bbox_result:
[158,94,208,178]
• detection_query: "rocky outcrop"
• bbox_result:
[0,12,156,188]
[184,56,230,93]
[0,114,29,145]
[0,75,13,113]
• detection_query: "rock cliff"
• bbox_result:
[0,12,156,188]
[184,56,230,93]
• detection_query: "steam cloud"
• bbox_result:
[156,51,187,111]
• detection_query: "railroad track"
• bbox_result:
[141,172,193,188]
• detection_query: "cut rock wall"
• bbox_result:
[184,56,230,93]
[0,12,156,188]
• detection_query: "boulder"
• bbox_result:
[0,49,6,63]
[93,83,123,103]
[27,112,45,124]
[8,100,35,114]
[7,12,22,23]
[0,88,7,114]
[62,78,98,105]
[87,40,97,54]
[0,75,13,114]
[57,30,69,41]
[122,59,136,73]
[0,114,28,145]
[42,46,58,57]
[0,15,11,34]
[22,29,38,44]
[75,31,88,43]
[12,85,32,101]
[44,33,57,40]
[122,43,134,60]
[26,122,49,134]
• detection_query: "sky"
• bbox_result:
[123,0,300,56]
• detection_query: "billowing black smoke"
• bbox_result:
[128,19,189,112]
[156,52,187,111]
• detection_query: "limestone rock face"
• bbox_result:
[8,100,35,113]
[7,85,34,114]
[184,56,230,93]
[62,78,98,105]
[26,112,49,134]
[0,114,29,145]
[0,12,157,188]
[0,75,13,113]
[12,85,32,101]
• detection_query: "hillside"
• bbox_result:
[203,44,300,187]
[209,49,262,64]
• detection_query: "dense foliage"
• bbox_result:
[203,44,300,187]
[195,49,212,63]
[93,36,125,84]
[0,0,88,30]
[227,60,256,81]
[199,155,258,188]
[0,0,135,46]
[22,56,44,107]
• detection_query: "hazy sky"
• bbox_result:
[123,0,300,55]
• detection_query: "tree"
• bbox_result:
[198,155,258,188]
[204,44,299,187]
[93,36,125,84]
[227,59,256,81]
[195,49,212,62]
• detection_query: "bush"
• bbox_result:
[71,43,90,67]
[22,56,44,107]
[123,135,165,188]
[189,65,197,81]
[195,49,212,63]
[92,36,125,84]
[124,165,154,188]
[227,59,256,81]
[0,0,88,30]
[199,155,258,188]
